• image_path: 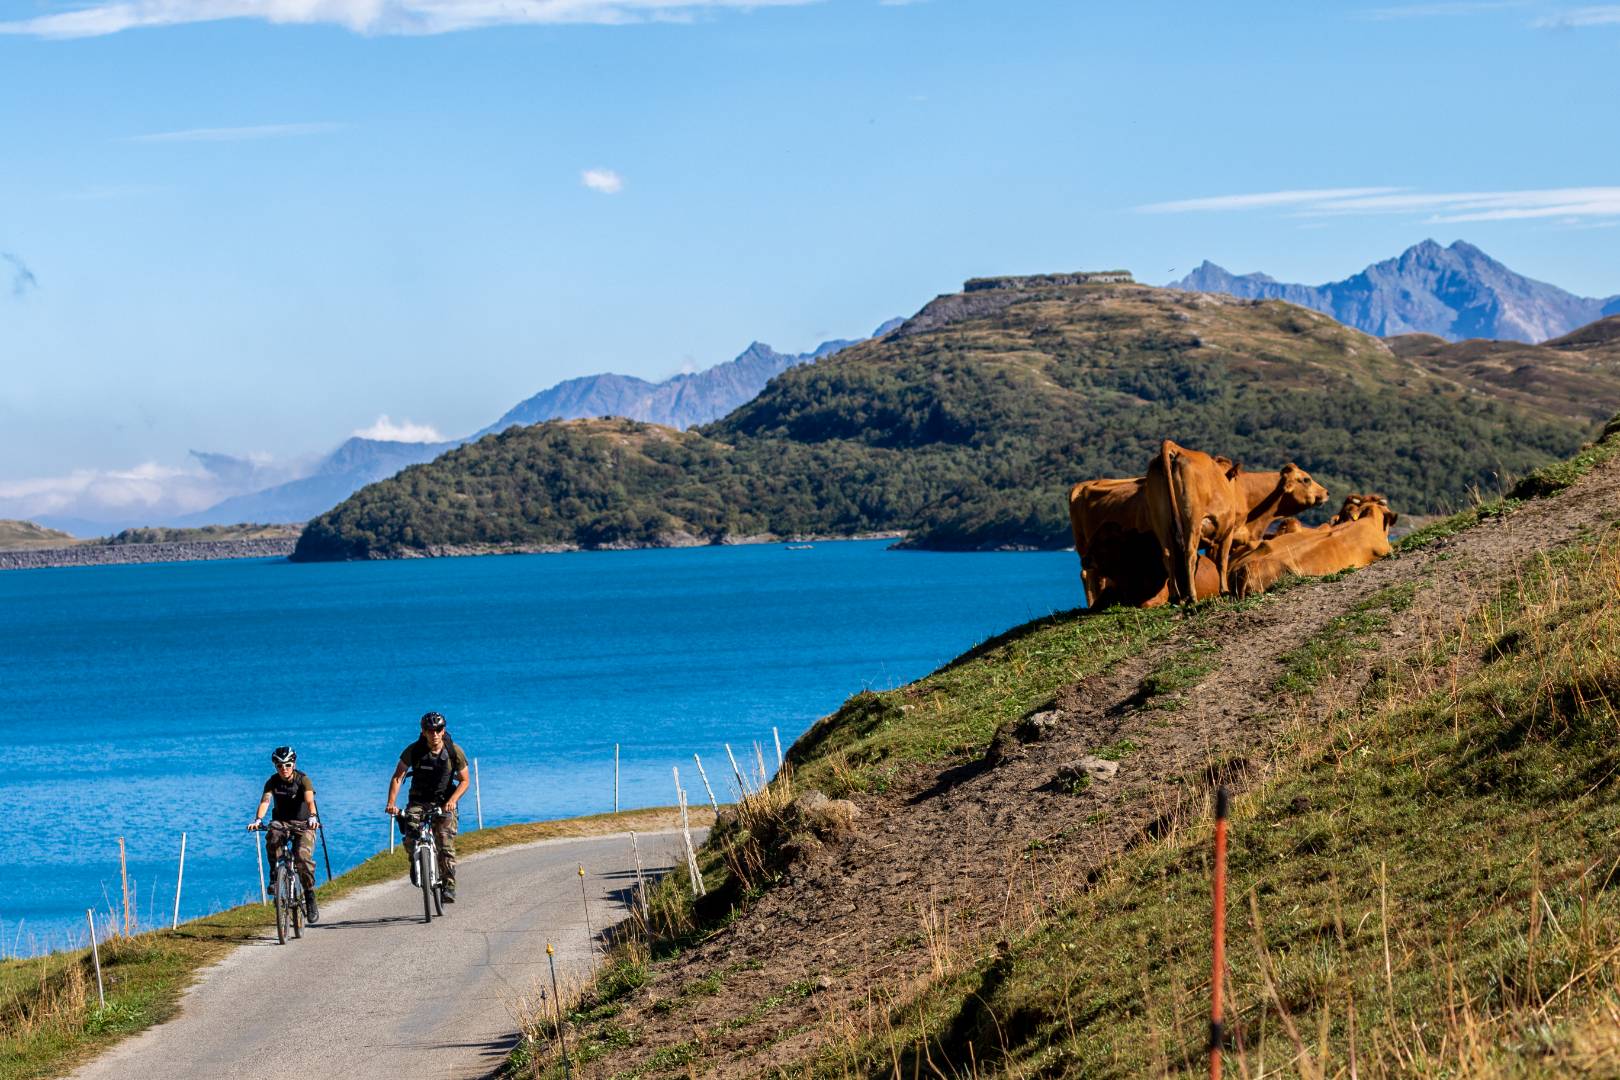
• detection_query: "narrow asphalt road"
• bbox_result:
[70,829,698,1080]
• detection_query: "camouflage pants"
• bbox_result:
[267,826,317,893]
[403,804,458,885]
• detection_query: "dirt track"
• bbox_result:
[588,454,1620,1076]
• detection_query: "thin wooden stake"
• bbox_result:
[546,942,573,1076]
[629,830,650,922]
[172,832,187,930]
[577,864,596,956]
[724,742,749,800]
[773,726,784,770]
[118,837,131,935]
[672,767,704,897]
[1211,787,1229,1080]
[474,757,484,830]
[753,741,768,791]
[389,815,396,855]
[692,753,719,812]
[256,830,267,905]
[613,744,620,814]
[86,910,105,1007]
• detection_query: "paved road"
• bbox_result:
[72,830,696,1080]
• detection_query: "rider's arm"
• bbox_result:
[444,763,471,813]
[251,792,271,827]
[302,782,318,825]
[385,760,408,813]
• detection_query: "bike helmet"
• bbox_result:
[270,745,297,765]
[420,711,446,731]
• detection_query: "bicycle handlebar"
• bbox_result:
[250,821,316,832]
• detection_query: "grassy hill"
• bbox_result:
[294,283,1620,561]
[512,419,1620,1078]
[0,521,78,551]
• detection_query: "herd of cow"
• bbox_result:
[1066,439,1400,609]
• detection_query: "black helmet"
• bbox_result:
[420,711,446,732]
[270,746,297,765]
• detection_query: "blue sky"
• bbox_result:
[2,0,1618,522]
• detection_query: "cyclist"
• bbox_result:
[385,711,470,902]
[249,745,319,923]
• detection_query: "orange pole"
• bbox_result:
[1211,786,1229,1080]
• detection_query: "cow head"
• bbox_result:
[1276,463,1329,513]
[1334,493,1391,524]
[1272,517,1306,536]
[1216,456,1243,481]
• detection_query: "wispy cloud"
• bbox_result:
[0,0,817,39]
[1534,5,1620,26]
[0,462,217,518]
[581,167,625,194]
[2,253,39,297]
[1359,1,1527,19]
[352,415,445,442]
[1138,186,1620,223]
[1138,188,1403,213]
[124,122,346,143]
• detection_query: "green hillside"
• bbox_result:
[294,282,1619,561]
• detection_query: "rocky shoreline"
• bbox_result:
[0,538,297,571]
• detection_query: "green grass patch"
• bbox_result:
[788,604,1182,795]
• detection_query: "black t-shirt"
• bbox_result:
[399,738,468,806]
[262,770,314,822]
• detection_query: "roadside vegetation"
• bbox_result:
[295,287,1616,560]
[0,806,703,1080]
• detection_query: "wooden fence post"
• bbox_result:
[773,726,784,770]
[118,837,131,935]
[724,743,749,800]
[613,744,620,814]
[629,830,650,923]
[474,757,484,830]
[87,910,105,1007]
[1210,786,1230,1080]
[172,832,187,930]
[692,753,720,813]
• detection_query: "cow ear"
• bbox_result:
[1386,508,1399,528]
[1227,461,1244,479]
[1282,463,1299,477]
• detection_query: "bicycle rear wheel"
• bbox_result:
[417,847,434,924]
[274,866,290,945]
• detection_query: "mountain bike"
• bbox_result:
[393,807,446,923]
[251,821,313,945]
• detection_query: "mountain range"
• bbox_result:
[151,322,900,530]
[1173,239,1620,344]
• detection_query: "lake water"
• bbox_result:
[0,541,1077,954]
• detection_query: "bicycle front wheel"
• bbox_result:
[274,866,290,945]
[417,847,434,924]
[291,880,304,939]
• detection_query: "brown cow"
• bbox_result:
[1067,477,1153,606]
[1229,501,1399,598]
[1236,464,1329,543]
[1144,440,1246,603]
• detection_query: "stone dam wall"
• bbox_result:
[0,538,297,571]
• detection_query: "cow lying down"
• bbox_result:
[1230,496,1398,598]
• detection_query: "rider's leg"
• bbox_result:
[402,804,425,885]
[435,807,458,897]
[265,831,285,895]
[296,830,319,921]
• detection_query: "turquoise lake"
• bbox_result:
[0,541,1078,954]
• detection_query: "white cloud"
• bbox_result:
[0,462,222,520]
[1138,186,1620,224]
[1534,5,1620,27]
[124,122,346,143]
[352,415,445,442]
[1138,188,1404,213]
[1360,1,1527,19]
[0,0,817,38]
[581,168,625,194]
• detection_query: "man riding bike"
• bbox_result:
[385,712,470,902]
[250,745,319,923]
